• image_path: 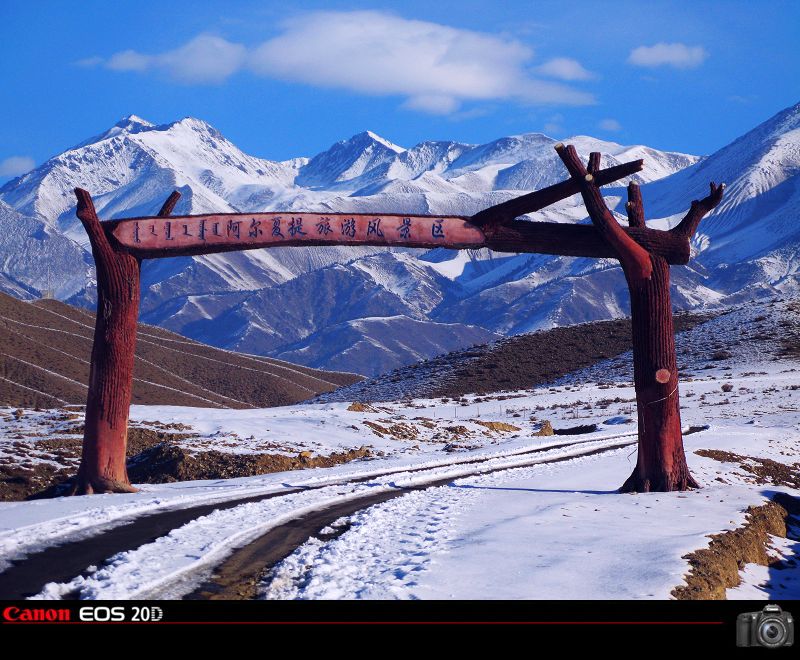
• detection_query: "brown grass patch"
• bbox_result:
[127,444,372,483]
[347,402,378,412]
[432,313,713,398]
[695,449,800,488]
[672,494,800,600]
[0,292,361,409]
[474,420,521,433]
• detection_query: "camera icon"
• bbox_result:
[737,604,794,648]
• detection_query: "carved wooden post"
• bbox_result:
[555,145,724,491]
[622,253,697,491]
[70,188,180,494]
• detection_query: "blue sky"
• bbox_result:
[1,1,798,179]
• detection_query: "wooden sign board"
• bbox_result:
[112,212,486,258]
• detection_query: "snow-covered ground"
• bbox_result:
[261,428,795,600]
[260,364,800,600]
[0,346,797,600]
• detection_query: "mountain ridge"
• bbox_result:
[0,103,797,376]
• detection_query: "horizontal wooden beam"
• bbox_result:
[105,209,691,264]
[469,159,644,226]
[482,221,691,264]
[109,212,487,258]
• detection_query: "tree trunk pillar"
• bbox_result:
[70,188,179,494]
[620,255,699,492]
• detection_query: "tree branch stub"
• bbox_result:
[554,144,653,281]
[626,183,646,229]
[157,190,181,217]
[587,152,601,175]
[671,182,726,238]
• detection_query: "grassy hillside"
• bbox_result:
[0,293,361,409]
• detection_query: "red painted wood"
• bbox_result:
[108,210,695,264]
[556,144,653,280]
[111,213,485,257]
[157,190,181,217]
[672,182,726,237]
[619,255,699,492]
[70,141,725,496]
[587,152,601,175]
[626,183,646,229]
[70,188,179,495]
[481,220,692,263]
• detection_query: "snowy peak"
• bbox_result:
[700,102,799,187]
[296,131,406,189]
[162,116,225,139]
[562,135,701,184]
[124,114,151,125]
[397,140,474,177]
[0,115,302,230]
[655,102,800,201]
[363,130,406,153]
[444,132,698,191]
[74,114,155,149]
[448,133,555,175]
[298,128,697,194]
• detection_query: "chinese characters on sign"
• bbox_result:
[398,217,411,240]
[341,218,356,238]
[316,218,333,236]
[122,213,485,253]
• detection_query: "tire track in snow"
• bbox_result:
[261,486,481,600]
[48,436,637,601]
[185,438,637,600]
[2,432,638,599]
[0,430,636,574]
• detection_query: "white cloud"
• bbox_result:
[104,35,247,84]
[249,12,594,111]
[543,122,563,136]
[535,58,595,81]
[105,50,151,71]
[107,50,152,73]
[598,118,622,132]
[0,156,35,177]
[158,36,247,84]
[402,94,461,115]
[628,42,708,69]
[74,56,104,68]
[88,11,595,112]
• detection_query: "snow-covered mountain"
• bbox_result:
[635,102,800,299]
[0,115,304,244]
[0,104,796,375]
[0,200,89,299]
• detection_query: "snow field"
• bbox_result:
[1,351,797,600]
